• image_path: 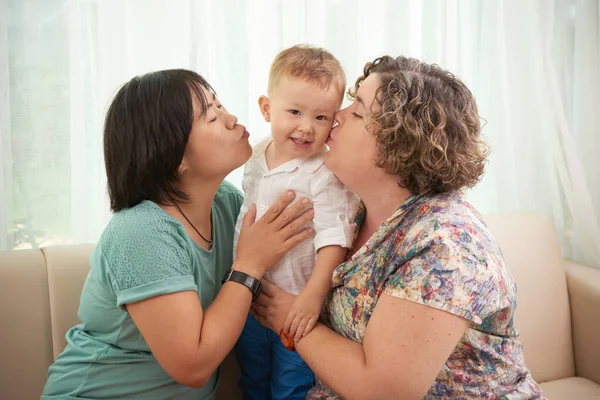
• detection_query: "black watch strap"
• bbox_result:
[222,269,262,302]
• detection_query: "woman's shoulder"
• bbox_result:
[100,201,188,254]
[215,180,243,202]
[398,190,511,293]
[214,181,244,217]
[388,191,516,325]
[105,200,179,232]
[404,191,493,247]
[96,201,194,290]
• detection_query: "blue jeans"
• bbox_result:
[234,313,315,400]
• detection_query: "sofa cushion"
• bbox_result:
[540,377,600,399]
[566,261,600,385]
[43,244,94,359]
[0,249,54,399]
[483,213,575,383]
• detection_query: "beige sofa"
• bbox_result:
[1,213,599,399]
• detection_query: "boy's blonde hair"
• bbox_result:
[268,44,346,102]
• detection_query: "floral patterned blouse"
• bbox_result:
[306,191,545,399]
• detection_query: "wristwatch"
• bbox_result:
[222,269,262,302]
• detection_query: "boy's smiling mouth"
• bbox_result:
[290,137,312,147]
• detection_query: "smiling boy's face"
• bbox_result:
[259,76,343,163]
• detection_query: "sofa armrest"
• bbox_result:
[565,260,600,385]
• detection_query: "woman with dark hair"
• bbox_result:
[253,57,545,399]
[42,69,314,399]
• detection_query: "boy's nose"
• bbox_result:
[298,119,313,134]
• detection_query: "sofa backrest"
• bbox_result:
[483,213,575,382]
[0,248,55,399]
[43,245,95,359]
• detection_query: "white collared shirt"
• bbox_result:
[233,138,360,295]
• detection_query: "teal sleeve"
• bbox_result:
[99,213,197,310]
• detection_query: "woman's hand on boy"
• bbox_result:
[235,191,314,278]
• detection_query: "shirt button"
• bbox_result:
[259,205,266,210]
[340,214,347,220]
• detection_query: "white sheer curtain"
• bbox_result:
[2,0,599,268]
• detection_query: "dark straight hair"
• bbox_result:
[103,69,215,212]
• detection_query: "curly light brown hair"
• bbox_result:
[350,56,489,194]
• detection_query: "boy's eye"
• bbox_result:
[316,115,327,121]
[289,109,300,115]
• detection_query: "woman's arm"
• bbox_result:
[127,283,250,387]
[128,192,315,387]
[253,281,469,400]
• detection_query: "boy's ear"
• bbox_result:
[258,95,271,122]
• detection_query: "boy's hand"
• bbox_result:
[283,291,324,343]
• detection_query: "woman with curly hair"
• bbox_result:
[252,56,545,399]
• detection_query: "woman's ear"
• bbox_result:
[258,96,271,122]
[178,159,189,177]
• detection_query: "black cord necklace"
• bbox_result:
[170,199,213,250]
